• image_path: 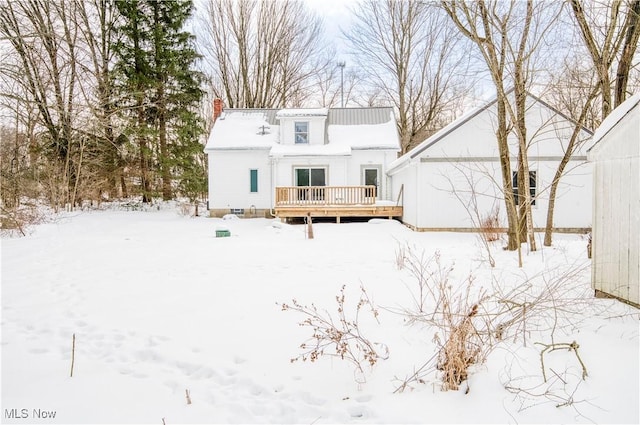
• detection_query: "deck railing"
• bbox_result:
[275,186,377,205]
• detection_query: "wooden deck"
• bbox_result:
[274,186,403,222]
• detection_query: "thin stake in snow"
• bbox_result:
[185,389,192,405]
[70,333,75,378]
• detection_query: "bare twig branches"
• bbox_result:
[392,243,595,393]
[346,0,472,153]
[198,0,327,108]
[278,285,387,384]
[535,340,588,383]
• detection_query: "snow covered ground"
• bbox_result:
[1,205,638,424]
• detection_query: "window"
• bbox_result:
[512,170,537,206]
[295,167,326,201]
[250,169,258,193]
[294,122,309,144]
[295,167,325,187]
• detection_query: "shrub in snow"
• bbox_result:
[278,284,388,384]
[392,246,493,391]
[479,207,502,243]
[0,201,49,237]
[394,243,598,398]
[405,256,490,391]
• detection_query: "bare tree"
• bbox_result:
[73,0,128,199]
[443,1,545,253]
[198,0,328,108]
[540,38,602,247]
[570,0,640,119]
[540,0,640,246]
[443,0,569,255]
[615,0,640,106]
[346,0,472,154]
[0,0,83,209]
[311,61,363,108]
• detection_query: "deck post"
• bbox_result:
[306,213,314,239]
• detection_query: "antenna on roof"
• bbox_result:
[258,124,270,135]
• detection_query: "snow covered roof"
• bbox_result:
[328,118,400,150]
[205,107,400,154]
[388,91,594,173]
[591,93,640,144]
[204,111,279,150]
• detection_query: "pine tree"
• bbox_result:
[113,0,204,203]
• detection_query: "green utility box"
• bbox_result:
[216,229,231,237]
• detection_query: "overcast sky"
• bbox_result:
[304,0,355,58]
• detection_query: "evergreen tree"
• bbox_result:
[113,0,204,203]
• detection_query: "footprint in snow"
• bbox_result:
[348,406,367,419]
[248,385,266,396]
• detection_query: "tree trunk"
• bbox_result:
[543,87,599,246]
[158,86,172,200]
[570,0,625,120]
[496,97,520,251]
[615,0,640,107]
[137,105,152,203]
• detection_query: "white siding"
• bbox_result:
[272,150,396,198]
[389,160,418,228]
[273,157,345,187]
[591,101,640,306]
[349,150,397,200]
[415,161,504,229]
[208,150,272,210]
[205,107,401,214]
[390,95,593,231]
[278,116,327,146]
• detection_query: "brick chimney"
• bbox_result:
[213,98,223,122]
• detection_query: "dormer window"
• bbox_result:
[294,122,309,144]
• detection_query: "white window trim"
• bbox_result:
[294,121,309,144]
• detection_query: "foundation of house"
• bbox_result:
[208,208,274,219]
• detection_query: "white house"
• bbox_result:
[387,93,593,232]
[588,93,640,307]
[204,106,401,220]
